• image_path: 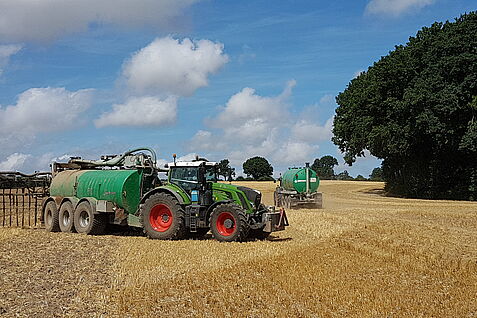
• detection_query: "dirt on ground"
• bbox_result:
[1,181,477,317]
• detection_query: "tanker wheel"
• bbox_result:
[210,203,249,242]
[73,201,106,235]
[59,201,76,233]
[139,193,186,240]
[44,201,60,232]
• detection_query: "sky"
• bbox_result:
[0,0,474,178]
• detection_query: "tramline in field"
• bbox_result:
[41,148,288,242]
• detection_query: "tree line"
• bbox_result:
[216,155,383,182]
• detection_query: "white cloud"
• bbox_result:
[0,153,30,171]
[0,44,21,75]
[365,0,435,16]
[0,0,198,42]
[0,87,93,141]
[291,117,333,143]
[95,95,177,128]
[123,37,229,96]
[274,142,318,164]
[188,80,334,167]
[210,80,295,145]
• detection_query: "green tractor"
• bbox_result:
[42,148,288,242]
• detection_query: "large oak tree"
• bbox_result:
[332,12,477,200]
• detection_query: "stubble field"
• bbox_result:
[1,180,476,317]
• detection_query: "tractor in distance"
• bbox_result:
[42,148,288,242]
[274,163,323,209]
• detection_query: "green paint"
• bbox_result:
[50,169,145,214]
[281,168,320,194]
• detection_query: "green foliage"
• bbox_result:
[311,155,339,179]
[242,157,273,180]
[355,174,367,181]
[217,159,235,181]
[235,176,245,181]
[336,170,353,181]
[332,12,477,200]
[369,167,383,181]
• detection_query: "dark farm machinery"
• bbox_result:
[274,163,323,209]
[0,148,288,241]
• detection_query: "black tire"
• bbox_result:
[139,193,186,240]
[59,201,76,233]
[74,201,106,235]
[248,228,271,240]
[210,203,249,242]
[44,200,60,232]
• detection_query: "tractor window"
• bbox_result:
[205,166,217,182]
[169,167,199,192]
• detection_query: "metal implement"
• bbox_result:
[0,172,51,228]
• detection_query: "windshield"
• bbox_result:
[169,167,199,192]
[205,166,217,182]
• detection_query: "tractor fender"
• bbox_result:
[140,188,185,205]
[75,197,99,214]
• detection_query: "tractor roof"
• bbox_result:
[167,161,217,167]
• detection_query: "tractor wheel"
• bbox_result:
[59,201,76,233]
[139,193,186,240]
[74,201,106,235]
[44,201,60,232]
[210,203,249,242]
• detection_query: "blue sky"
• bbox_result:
[0,0,474,177]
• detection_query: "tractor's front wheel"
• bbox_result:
[210,203,249,242]
[140,193,186,240]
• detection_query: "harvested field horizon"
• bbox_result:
[1,180,477,317]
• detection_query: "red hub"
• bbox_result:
[149,204,173,232]
[216,212,236,236]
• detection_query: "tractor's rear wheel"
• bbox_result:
[139,193,186,240]
[44,201,60,232]
[74,201,106,235]
[59,201,76,233]
[210,203,249,242]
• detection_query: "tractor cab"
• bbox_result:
[166,160,217,194]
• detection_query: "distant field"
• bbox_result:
[1,181,476,317]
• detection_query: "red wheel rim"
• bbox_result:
[216,212,236,236]
[149,204,173,232]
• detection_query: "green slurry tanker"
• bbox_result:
[274,163,323,209]
[42,148,288,242]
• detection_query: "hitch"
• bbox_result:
[263,207,289,233]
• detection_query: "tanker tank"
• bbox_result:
[274,163,323,209]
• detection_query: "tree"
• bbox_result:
[355,174,367,181]
[369,167,383,181]
[336,170,353,181]
[243,157,273,180]
[217,159,235,181]
[311,155,339,179]
[332,12,477,200]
